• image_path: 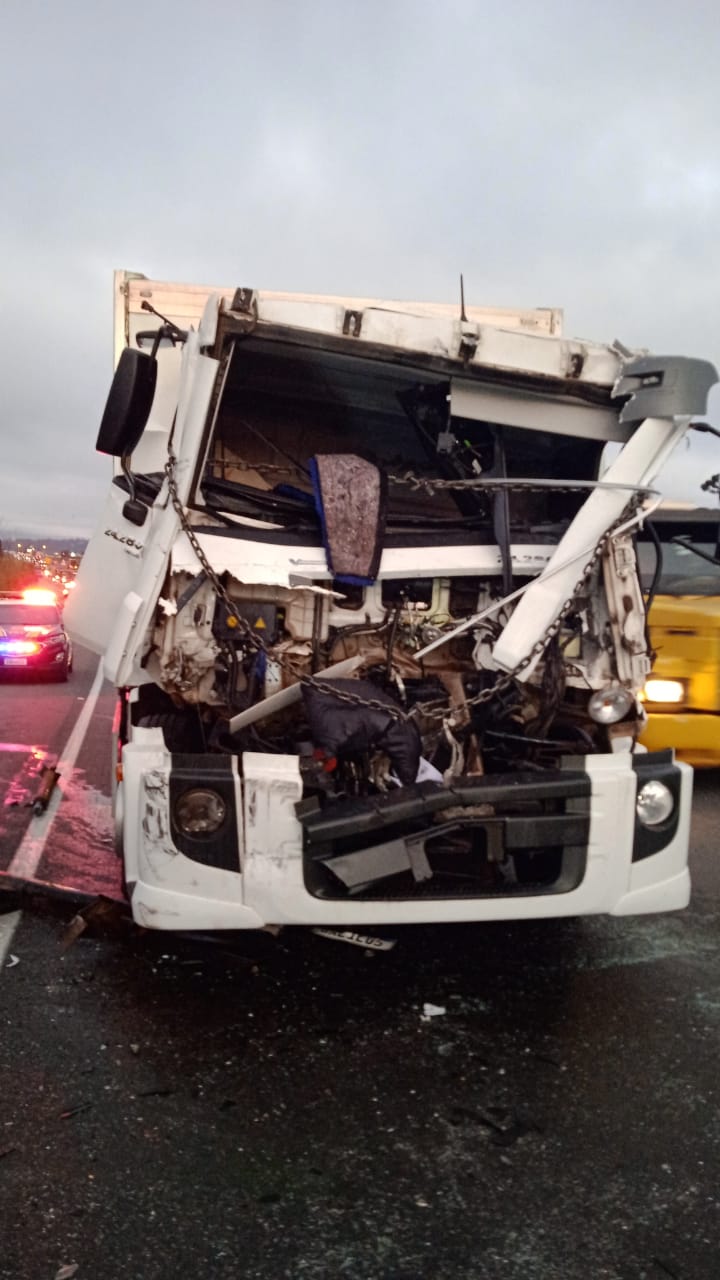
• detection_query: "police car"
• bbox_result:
[0,589,73,680]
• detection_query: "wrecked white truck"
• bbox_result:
[66,271,717,931]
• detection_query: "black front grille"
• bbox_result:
[298,770,590,902]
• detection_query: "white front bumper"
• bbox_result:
[120,735,691,931]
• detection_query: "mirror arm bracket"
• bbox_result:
[120,455,149,527]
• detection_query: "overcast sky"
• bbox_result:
[2,0,720,538]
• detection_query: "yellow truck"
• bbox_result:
[639,507,720,765]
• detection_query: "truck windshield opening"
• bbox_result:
[202,338,601,537]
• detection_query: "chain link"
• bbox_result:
[212,461,649,497]
[413,496,640,724]
[164,456,413,722]
[388,470,650,498]
[164,456,639,728]
[212,458,304,478]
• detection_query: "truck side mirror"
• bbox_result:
[95,348,157,457]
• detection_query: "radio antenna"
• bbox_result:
[459,273,468,323]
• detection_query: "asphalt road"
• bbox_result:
[0,644,120,900]
[0,655,719,1280]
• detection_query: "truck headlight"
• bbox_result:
[642,678,684,704]
[588,685,635,725]
[636,780,674,827]
[174,788,227,835]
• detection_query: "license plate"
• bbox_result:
[3,657,27,666]
[312,928,397,951]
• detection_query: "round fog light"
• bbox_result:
[636,780,674,827]
[588,685,635,725]
[175,788,227,835]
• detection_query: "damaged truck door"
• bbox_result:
[65,271,718,931]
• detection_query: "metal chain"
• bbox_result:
[388,470,650,497]
[417,493,643,724]
[164,456,639,728]
[212,462,650,497]
[164,456,413,722]
[212,458,303,477]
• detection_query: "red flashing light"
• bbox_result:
[22,589,57,606]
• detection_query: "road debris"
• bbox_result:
[58,1103,93,1120]
[55,1265,79,1280]
[61,897,134,951]
[5,954,19,968]
[31,766,60,816]
[421,1002,447,1020]
[447,1104,537,1146]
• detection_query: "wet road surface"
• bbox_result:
[0,645,120,899]
[0,655,719,1279]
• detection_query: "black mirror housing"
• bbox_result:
[96,348,157,457]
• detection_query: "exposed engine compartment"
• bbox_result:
[141,540,648,792]
[133,330,653,810]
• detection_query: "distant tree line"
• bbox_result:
[0,552,41,592]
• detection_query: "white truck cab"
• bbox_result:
[66,271,718,931]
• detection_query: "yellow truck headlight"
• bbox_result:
[642,678,685,705]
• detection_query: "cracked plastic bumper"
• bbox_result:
[119,736,692,931]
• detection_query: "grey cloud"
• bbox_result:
[1,0,719,532]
